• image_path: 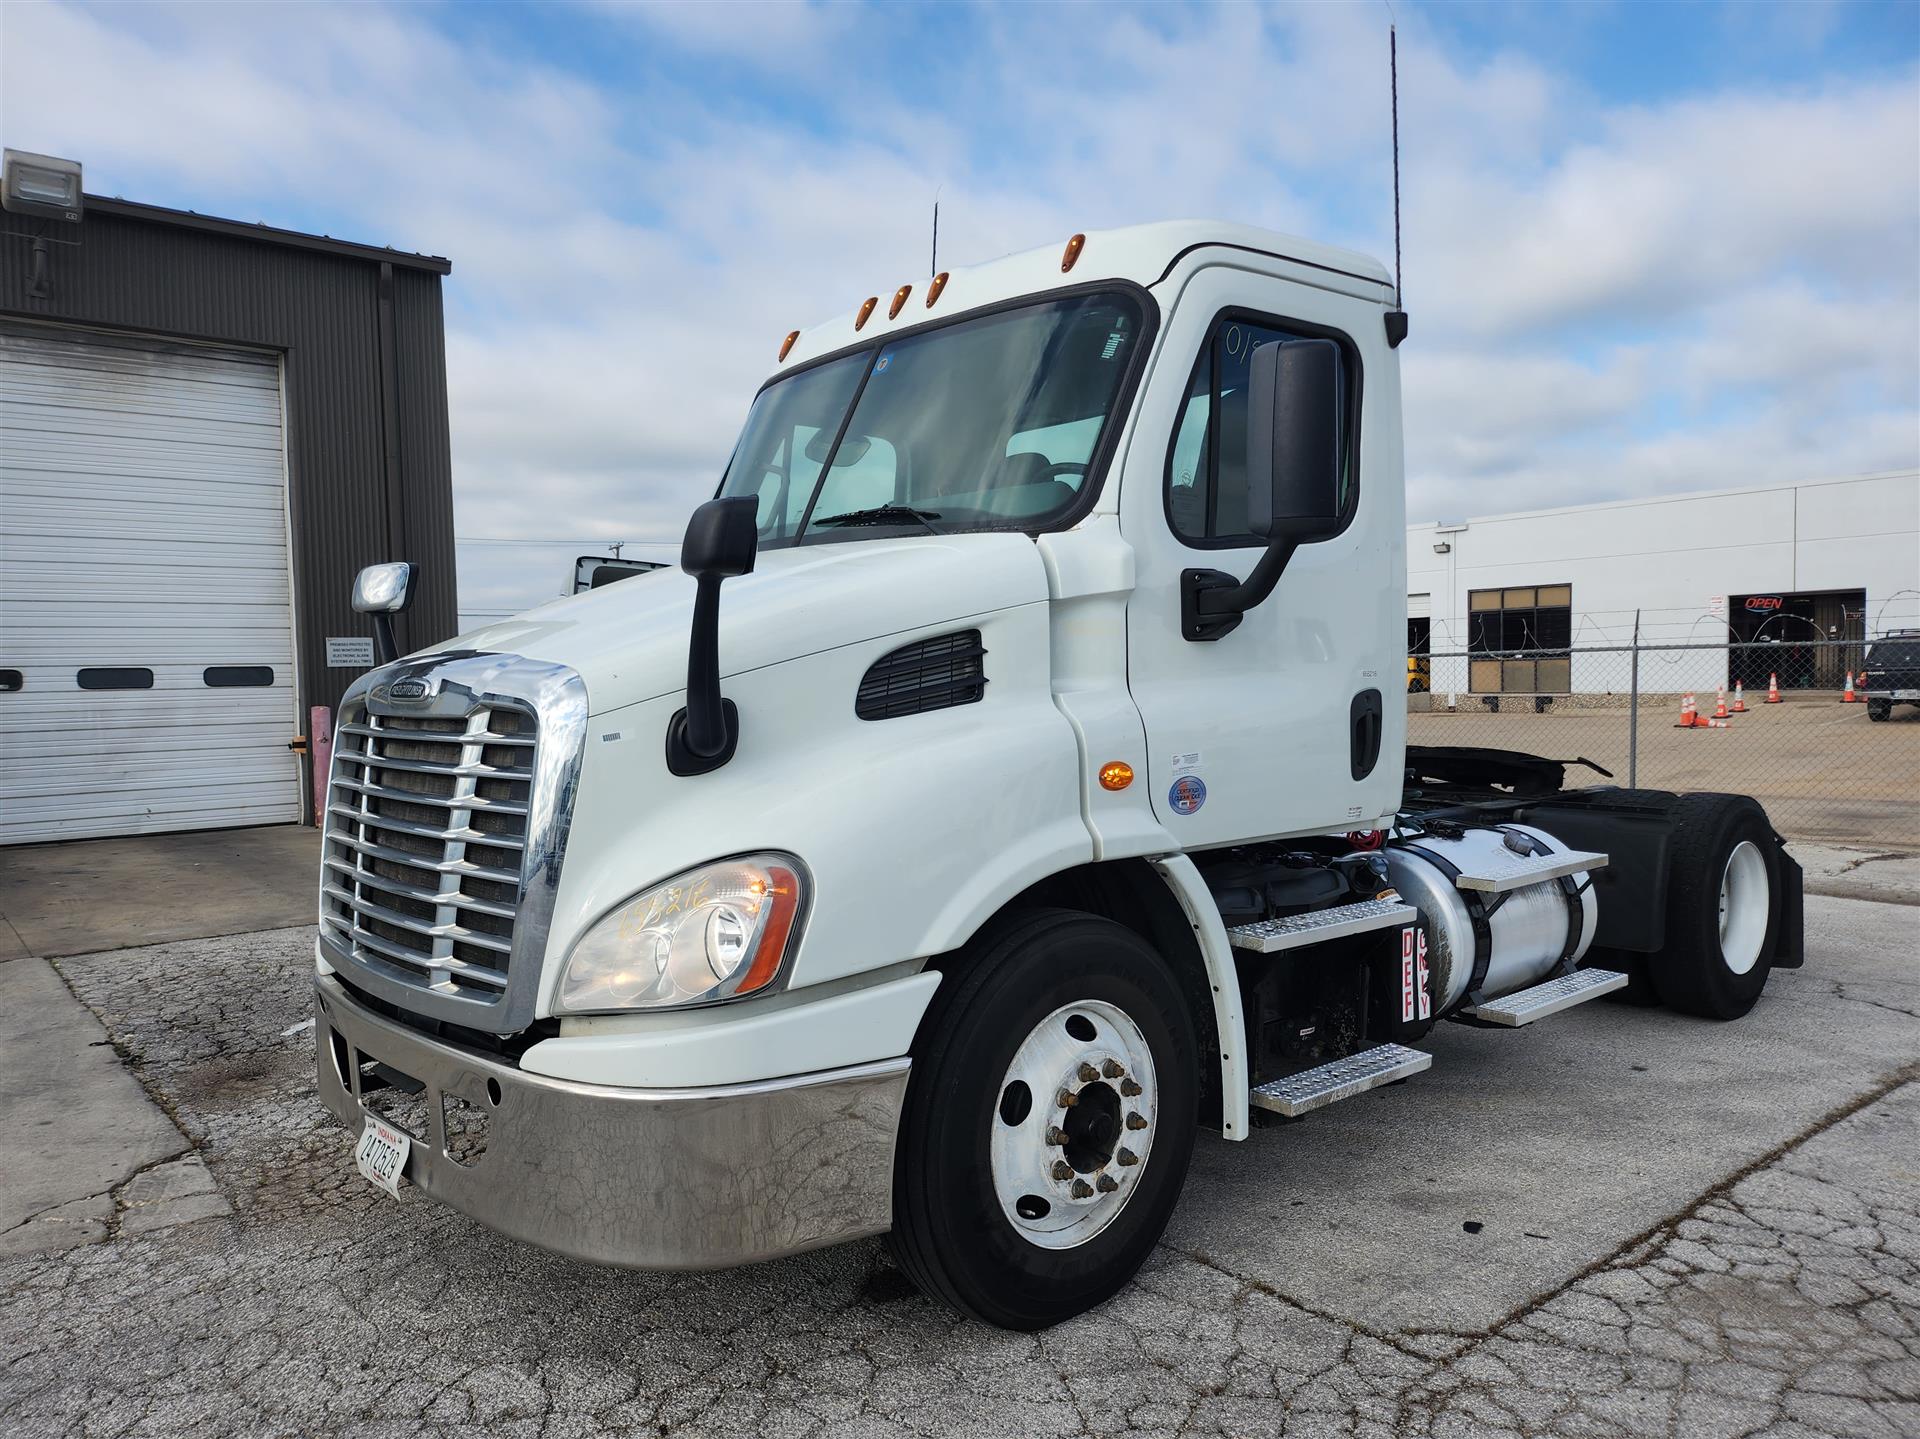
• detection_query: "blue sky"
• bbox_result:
[3,1,1916,625]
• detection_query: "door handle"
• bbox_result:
[1350,689,1384,781]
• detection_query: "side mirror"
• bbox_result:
[666,497,759,775]
[352,562,413,614]
[1182,338,1345,642]
[1247,338,1342,541]
[352,562,414,664]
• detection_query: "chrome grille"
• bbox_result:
[320,701,537,1004]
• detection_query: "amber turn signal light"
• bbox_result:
[925,271,949,307]
[1098,760,1133,791]
[855,296,878,330]
[778,330,799,361]
[889,284,912,319]
[1061,233,1085,273]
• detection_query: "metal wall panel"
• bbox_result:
[0,203,457,824]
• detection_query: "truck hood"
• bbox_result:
[437,531,1052,716]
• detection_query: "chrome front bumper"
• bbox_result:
[313,976,909,1270]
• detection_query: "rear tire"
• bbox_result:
[886,908,1198,1330]
[1648,794,1781,1020]
[1867,699,1890,721]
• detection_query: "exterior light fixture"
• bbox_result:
[1433,541,1451,554]
[2,150,83,223]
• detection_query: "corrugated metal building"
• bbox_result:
[1406,470,1920,699]
[0,182,456,843]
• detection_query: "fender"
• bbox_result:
[1149,852,1250,1141]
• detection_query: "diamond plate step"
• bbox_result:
[1226,898,1418,954]
[1453,848,1608,894]
[1248,1043,1432,1118]
[1457,968,1629,1026]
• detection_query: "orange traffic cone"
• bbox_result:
[1842,671,1859,703]
[1674,693,1698,728]
[1713,685,1729,719]
[1765,673,1782,703]
[1731,681,1748,713]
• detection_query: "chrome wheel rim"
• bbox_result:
[989,999,1156,1250]
[1718,840,1769,976]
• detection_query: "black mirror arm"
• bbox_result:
[665,572,741,775]
[682,573,730,756]
[371,612,399,666]
[1181,537,1300,642]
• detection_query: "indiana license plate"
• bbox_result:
[354,1115,411,1198]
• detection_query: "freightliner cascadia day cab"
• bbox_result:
[315,221,1805,1330]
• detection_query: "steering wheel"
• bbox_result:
[1044,461,1089,482]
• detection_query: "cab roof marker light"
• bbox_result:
[889,284,912,319]
[1061,233,1085,273]
[778,330,799,361]
[925,271,949,308]
[855,296,878,331]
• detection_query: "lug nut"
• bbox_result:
[1117,1147,1140,1167]
[1056,1088,1078,1108]
[1101,1059,1123,1079]
[1077,1063,1099,1083]
[1069,1179,1094,1199]
[1046,1126,1069,1146]
[1126,1112,1148,1131]
[1120,1078,1143,1097]
[1096,1174,1119,1193]
[1051,1161,1073,1181]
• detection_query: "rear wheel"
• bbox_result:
[1649,794,1781,1020]
[1867,699,1891,721]
[887,909,1198,1330]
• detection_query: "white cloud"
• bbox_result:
[2,1,1913,628]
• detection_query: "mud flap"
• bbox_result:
[1772,840,1805,969]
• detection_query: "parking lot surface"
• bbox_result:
[3,895,1917,1438]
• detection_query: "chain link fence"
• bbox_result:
[1407,638,1920,849]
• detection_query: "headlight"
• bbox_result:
[555,854,805,1013]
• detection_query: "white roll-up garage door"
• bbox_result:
[1407,592,1432,620]
[0,321,301,844]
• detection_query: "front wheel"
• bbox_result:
[886,909,1199,1330]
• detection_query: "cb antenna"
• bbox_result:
[1385,21,1409,347]
[931,188,941,277]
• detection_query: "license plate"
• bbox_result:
[1895,689,1919,700]
[354,1115,412,1198]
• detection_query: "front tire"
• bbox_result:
[1649,794,1781,1020]
[886,909,1199,1330]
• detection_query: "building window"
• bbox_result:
[203,666,276,687]
[1468,585,1571,694]
[77,667,155,691]
[1165,314,1356,544]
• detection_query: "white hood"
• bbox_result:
[437,531,1053,716]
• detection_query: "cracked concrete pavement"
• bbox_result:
[0,956,231,1259]
[2,893,1916,1437]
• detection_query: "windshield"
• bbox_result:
[718,291,1145,546]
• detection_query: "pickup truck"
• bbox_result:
[314,220,1803,1330]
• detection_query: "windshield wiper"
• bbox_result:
[810,504,946,536]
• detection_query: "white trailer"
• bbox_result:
[313,221,1804,1329]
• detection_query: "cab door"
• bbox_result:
[1120,262,1404,848]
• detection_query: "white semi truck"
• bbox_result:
[314,221,1804,1330]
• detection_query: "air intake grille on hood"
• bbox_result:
[857,630,988,720]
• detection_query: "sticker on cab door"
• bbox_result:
[1168,774,1207,815]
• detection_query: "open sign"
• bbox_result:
[1744,596,1784,611]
